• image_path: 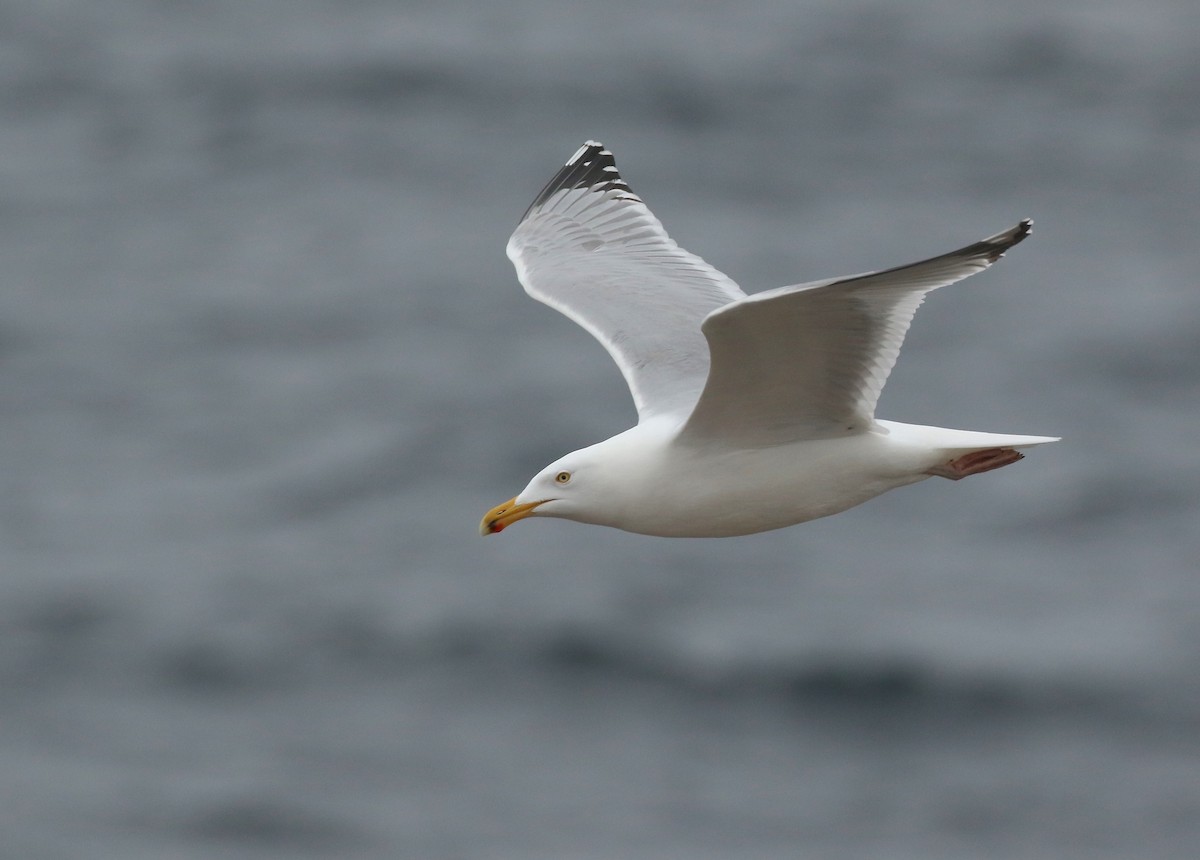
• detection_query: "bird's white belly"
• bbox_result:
[616,432,929,537]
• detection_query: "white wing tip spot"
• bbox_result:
[567,140,606,159]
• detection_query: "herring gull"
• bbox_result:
[481,142,1057,538]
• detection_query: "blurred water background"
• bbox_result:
[1,1,1198,857]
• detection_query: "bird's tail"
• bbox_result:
[882,424,1060,481]
[879,420,1060,454]
[934,429,1060,453]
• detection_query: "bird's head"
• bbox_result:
[479,451,594,536]
[479,426,662,536]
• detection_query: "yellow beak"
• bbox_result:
[480,497,545,536]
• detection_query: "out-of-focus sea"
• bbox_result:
[1,1,1197,857]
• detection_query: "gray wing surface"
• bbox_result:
[507,142,745,421]
[678,220,1032,447]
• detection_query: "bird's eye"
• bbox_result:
[555,471,571,484]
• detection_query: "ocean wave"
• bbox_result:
[1,590,1150,723]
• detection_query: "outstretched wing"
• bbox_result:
[507,142,745,421]
[677,220,1033,447]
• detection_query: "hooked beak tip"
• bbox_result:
[479,497,544,536]
[479,517,502,537]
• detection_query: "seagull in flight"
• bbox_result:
[482,142,1057,538]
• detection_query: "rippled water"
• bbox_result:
[1,1,1198,857]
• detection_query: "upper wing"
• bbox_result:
[507,142,745,422]
[677,220,1033,447]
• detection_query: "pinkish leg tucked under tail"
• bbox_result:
[927,447,1024,480]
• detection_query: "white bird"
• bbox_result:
[481,142,1057,538]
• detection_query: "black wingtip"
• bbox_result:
[983,218,1033,262]
[518,141,639,222]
